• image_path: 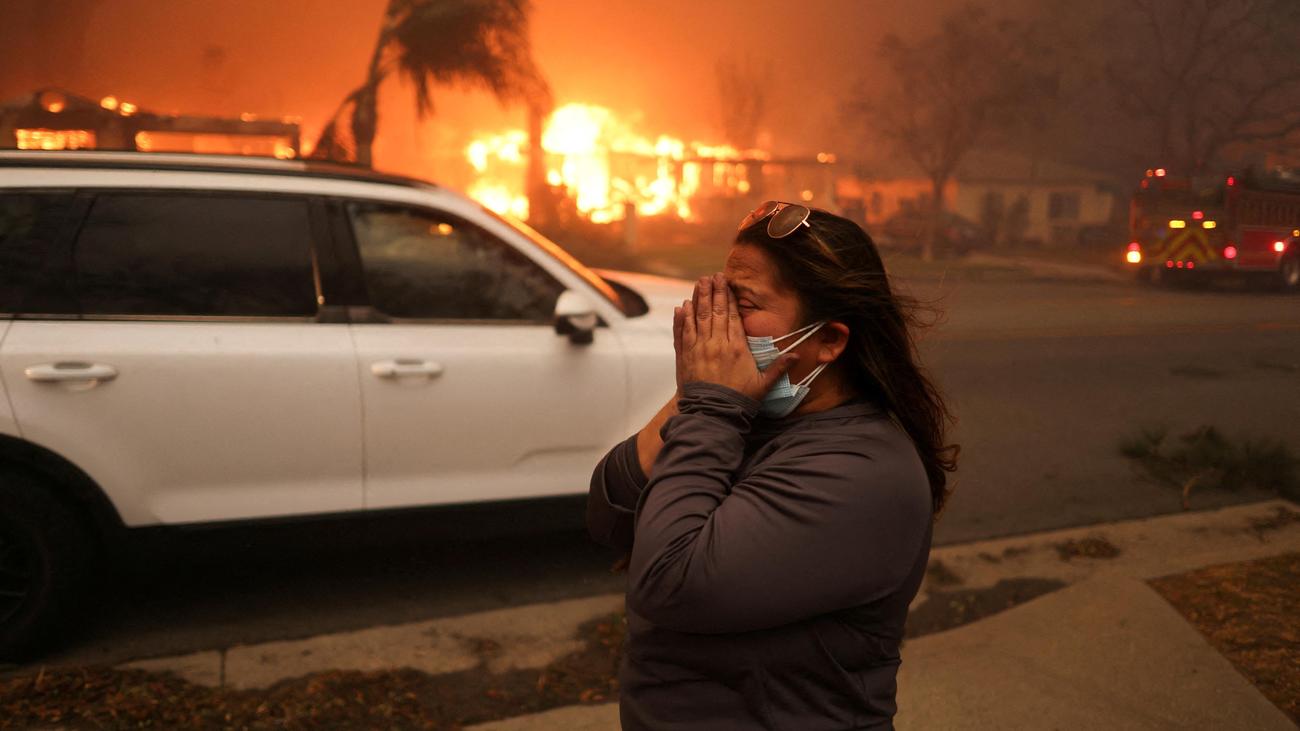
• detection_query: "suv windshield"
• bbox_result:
[477,205,626,313]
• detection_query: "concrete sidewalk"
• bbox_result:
[118,499,1299,729]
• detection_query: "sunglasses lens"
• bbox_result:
[738,200,780,231]
[768,204,810,238]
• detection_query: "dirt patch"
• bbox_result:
[1148,552,1300,725]
[905,577,1067,640]
[0,613,626,730]
[1053,536,1121,562]
[974,544,1036,564]
[924,559,963,587]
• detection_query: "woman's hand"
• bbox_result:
[673,273,798,403]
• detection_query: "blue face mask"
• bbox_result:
[746,321,829,418]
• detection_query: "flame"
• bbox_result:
[466,102,767,224]
[16,129,95,150]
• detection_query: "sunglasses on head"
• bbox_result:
[738,200,845,264]
[737,200,812,238]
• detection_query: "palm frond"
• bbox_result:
[387,0,551,118]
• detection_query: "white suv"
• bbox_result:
[0,150,688,658]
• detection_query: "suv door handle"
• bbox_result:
[370,359,444,379]
[25,362,119,383]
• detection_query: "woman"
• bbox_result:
[587,202,959,730]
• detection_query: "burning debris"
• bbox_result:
[1,88,300,158]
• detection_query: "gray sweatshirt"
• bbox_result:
[587,381,934,730]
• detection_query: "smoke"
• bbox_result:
[0,0,970,183]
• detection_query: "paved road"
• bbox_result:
[18,276,1300,669]
[908,278,1300,544]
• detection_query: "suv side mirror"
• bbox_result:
[554,290,598,345]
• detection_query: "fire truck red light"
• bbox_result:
[1186,262,1194,269]
[1176,261,1184,268]
[1227,176,1236,186]
[1224,246,1238,259]
[1166,261,1174,268]
[1127,242,1140,251]
[1192,210,1204,220]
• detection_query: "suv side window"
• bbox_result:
[74,193,319,317]
[349,203,564,321]
[0,192,79,316]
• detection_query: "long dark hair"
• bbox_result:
[737,208,960,515]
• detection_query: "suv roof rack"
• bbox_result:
[0,150,439,190]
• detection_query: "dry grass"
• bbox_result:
[1149,552,1300,725]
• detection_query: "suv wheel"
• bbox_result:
[0,470,94,661]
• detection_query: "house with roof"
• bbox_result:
[836,150,1125,248]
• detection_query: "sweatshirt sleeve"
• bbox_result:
[626,381,931,634]
[586,433,649,552]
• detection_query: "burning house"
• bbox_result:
[0,88,301,158]
[464,102,839,231]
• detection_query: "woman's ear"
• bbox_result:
[820,321,851,363]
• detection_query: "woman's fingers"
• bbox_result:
[724,275,744,343]
[711,273,730,340]
[695,276,712,339]
[681,298,697,348]
[673,304,684,356]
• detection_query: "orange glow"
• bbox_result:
[119,102,138,116]
[16,128,95,150]
[133,130,295,158]
[100,95,119,111]
[466,102,771,223]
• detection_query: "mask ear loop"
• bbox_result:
[794,361,830,388]
[774,321,826,355]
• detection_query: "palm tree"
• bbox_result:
[311,0,551,167]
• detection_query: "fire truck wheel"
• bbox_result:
[1280,254,1300,293]
[1146,265,1169,288]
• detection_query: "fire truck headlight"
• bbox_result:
[1202,220,1216,229]
[1275,241,1287,253]
[1169,219,1186,229]
[1126,250,1142,264]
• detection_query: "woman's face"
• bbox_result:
[723,239,854,398]
[722,242,802,339]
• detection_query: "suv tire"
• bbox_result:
[0,469,94,661]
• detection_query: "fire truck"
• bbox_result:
[1126,167,1300,291]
